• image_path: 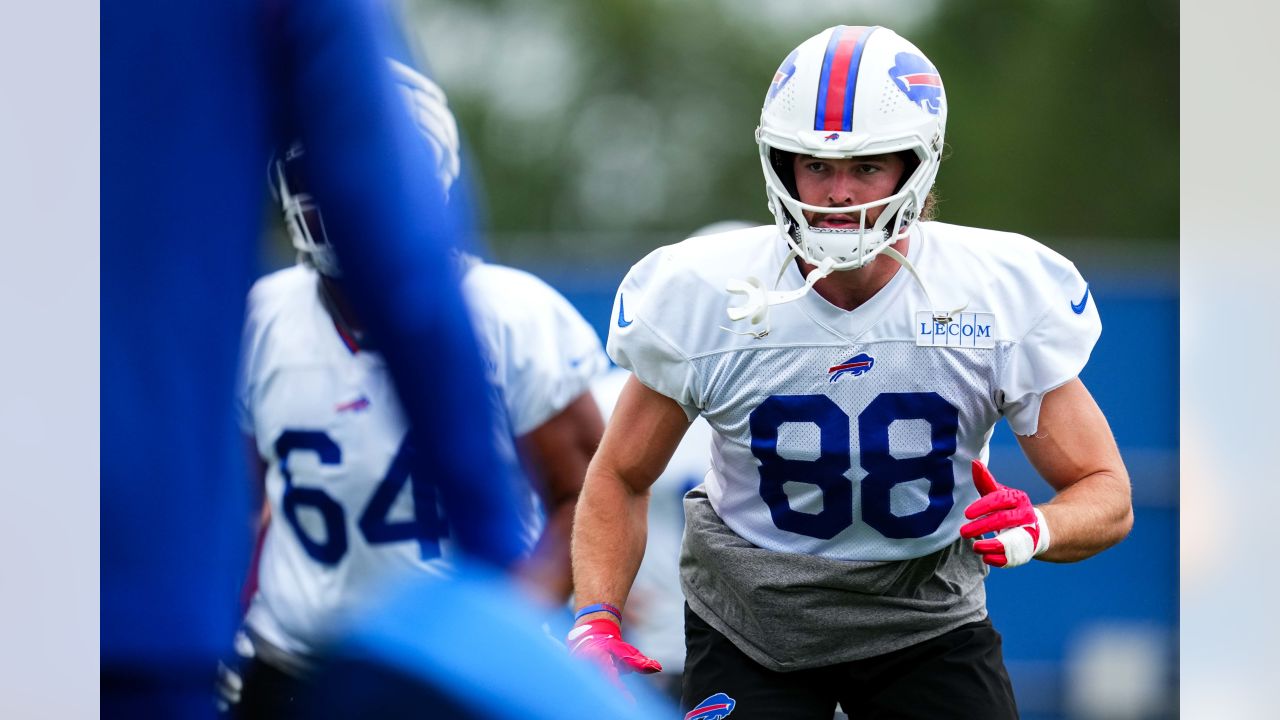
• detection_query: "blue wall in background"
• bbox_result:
[536,259,1178,719]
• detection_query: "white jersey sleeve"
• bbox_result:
[237,275,284,435]
[606,226,802,420]
[606,245,713,419]
[462,262,608,436]
[991,239,1101,435]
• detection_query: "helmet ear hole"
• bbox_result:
[894,150,921,194]
[770,148,799,200]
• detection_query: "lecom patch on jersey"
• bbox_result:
[914,311,996,349]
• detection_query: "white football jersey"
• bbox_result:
[238,263,606,659]
[608,222,1099,563]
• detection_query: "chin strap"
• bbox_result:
[722,253,837,338]
[879,246,968,323]
[722,244,968,338]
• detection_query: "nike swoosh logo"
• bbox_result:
[1070,284,1090,314]
[616,293,633,327]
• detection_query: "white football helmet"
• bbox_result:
[271,59,461,278]
[758,25,946,271]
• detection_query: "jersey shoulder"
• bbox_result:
[605,225,784,413]
[462,260,607,434]
[241,264,333,377]
[245,262,322,333]
[918,221,1095,341]
[462,262,577,326]
[917,222,1100,435]
[461,261,603,358]
[610,225,783,357]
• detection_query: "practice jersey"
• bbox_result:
[239,263,605,661]
[608,222,1099,564]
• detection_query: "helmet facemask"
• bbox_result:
[272,144,343,278]
[760,143,934,272]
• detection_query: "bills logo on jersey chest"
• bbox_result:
[827,353,875,382]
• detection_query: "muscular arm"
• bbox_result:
[515,392,605,605]
[571,375,691,623]
[1017,378,1134,562]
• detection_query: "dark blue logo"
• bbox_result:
[828,353,875,382]
[766,49,799,102]
[1071,284,1091,314]
[616,293,634,328]
[823,132,840,141]
[685,692,736,720]
[890,53,943,115]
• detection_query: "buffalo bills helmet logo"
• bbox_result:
[828,353,875,382]
[890,52,943,115]
[766,49,799,103]
[823,132,840,141]
[686,692,736,720]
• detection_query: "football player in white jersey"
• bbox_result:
[230,62,608,717]
[568,25,1133,719]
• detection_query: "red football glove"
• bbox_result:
[566,619,661,690]
[960,460,1051,568]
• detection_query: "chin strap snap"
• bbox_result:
[722,253,836,338]
[879,246,968,323]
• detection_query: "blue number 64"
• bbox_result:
[274,430,443,565]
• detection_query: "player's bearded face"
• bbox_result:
[792,153,906,230]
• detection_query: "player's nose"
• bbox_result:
[827,172,859,206]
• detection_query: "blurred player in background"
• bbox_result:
[103,1,649,718]
[227,59,608,717]
[103,1,521,716]
[569,25,1132,719]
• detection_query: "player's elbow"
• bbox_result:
[1103,468,1135,548]
[582,458,648,504]
[1112,502,1135,548]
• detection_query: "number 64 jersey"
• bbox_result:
[609,221,1099,563]
[237,262,606,664]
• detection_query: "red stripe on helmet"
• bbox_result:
[821,27,869,131]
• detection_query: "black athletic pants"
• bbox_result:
[682,605,1018,719]
[235,655,308,720]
